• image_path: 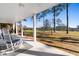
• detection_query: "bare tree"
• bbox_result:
[50,4,66,34]
[43,19,51,30]
[56,18,63,26]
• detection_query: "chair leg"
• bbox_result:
[6,44,9,49]
[11,43,14,51]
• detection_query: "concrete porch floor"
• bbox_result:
[4,39,74,56]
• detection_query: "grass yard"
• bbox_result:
[23,30,33,37]
[23,29,79,55]
[23,29,79,39]
[36,31,79,55]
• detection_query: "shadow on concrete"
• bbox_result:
[3,41,67,56]
[13,49,67,56]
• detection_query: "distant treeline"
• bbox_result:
[24,26,79,31]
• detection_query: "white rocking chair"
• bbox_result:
[0,29,23,55]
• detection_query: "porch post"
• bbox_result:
[16,22,18,35]
[33,14,36,43]
[12,23,15,34]
[21,21,23,37]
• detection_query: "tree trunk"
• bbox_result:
[66,3,69,34]
[51,21,53,35]
[53,7,56,33]
[43,17,44,31]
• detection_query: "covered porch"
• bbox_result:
[0,3,74,56]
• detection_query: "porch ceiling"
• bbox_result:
[0,3,58,24]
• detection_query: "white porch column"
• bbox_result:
[33,14,36,43]
[12,23,15,34]
[21,21,23,37]
[16,22,18,35]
